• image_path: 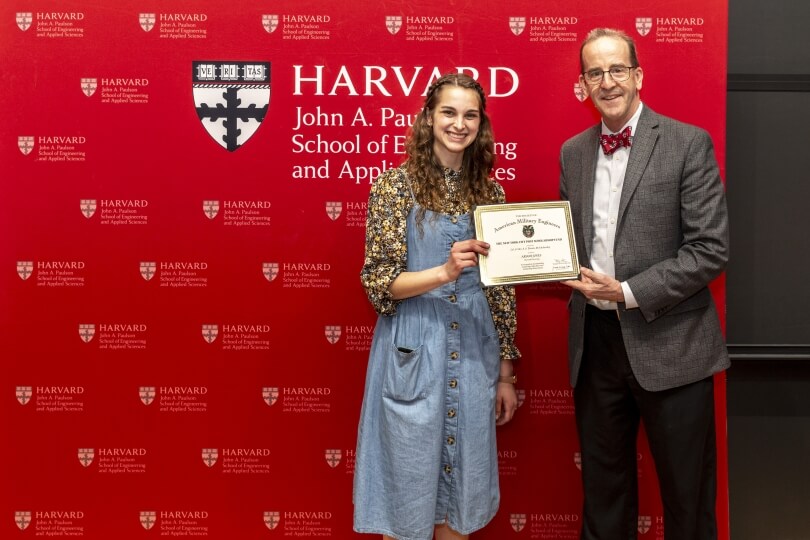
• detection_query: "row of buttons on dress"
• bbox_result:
[445,288,460,476]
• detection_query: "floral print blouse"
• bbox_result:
[361,165,520,361]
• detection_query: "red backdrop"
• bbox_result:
[2,1,728,538]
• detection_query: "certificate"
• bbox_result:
[473,201,580,286]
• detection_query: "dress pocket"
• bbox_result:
[382,343,431,401]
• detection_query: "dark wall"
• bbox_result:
[726,0,810,538]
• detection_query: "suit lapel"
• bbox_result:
[618,106,659,224]
[580,125,600,258]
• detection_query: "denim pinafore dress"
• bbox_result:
[353,194,501,540]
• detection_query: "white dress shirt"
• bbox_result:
[589,103,643,311]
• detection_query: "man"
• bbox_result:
[559,28,730,539]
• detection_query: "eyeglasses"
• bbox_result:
[582,66,637,84]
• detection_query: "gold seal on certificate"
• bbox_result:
[473,201,580,286]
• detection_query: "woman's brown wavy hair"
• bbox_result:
[404,73,497,226]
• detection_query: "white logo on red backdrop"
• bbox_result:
[262,15,279,33]
[262,387,279,406]
[202,325,219,343]
[16,386,33,405]
[78,448,95,467]
[386,16,402,35]
[202,448,218,467]
[79,324,96,343]
[140,511,157,530]
[18,136,34,156]
[574,82,587,102]
[262,262,279,282]
[264,511,281,530]
[516,388,526,408]
[80,199,97,218]
[325,325,341,344]
[636,17,653,36]
[510,513,527,532]
[638,515,652,534]
[192,61,271,152]
[509,17,526,36]
[325,449,342,468]
[326,201,342,220]
[139,13,156,32]
[16,13,33,32]
[140,386,156,405]
[203,200,219,219]
[17,261,34,281]
[81,78,97,97]
[15,511,32,531]
[574,451,582,470]
[140,262,157,281]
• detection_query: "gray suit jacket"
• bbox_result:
[559,105,730,391]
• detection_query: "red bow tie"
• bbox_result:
[600,126,632,155]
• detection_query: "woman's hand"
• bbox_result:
[440,239,490,282]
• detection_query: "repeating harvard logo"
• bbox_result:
[202,324,218,344]
[325,449,342,468]
[140,262,157,281]
[80,199,97,218]
[202,448,218,467]
[16,386,33,405]
[263,262,279,282]
[636,17,653,36]
[574,451,582,470]
[516,388,526,408]
[203,200,219,219]
[16,12,33,31]
[139,13,156,32]
[638,515,652,534]
[192,61,271,152]
[81,78,97,97]
[79,324,96,343]
[325,201,342,220]
[264,511,280,530]
[509,17,526,36]
[78,448,95,467]
[262,14,279,33]
[140,386,156,405]
[262,387,279,406]
[15,511,32,531]
[324,325,341,345]
[385,16,402,35]
[17,261,33,280]
[18,136,34,155]
[574,82,587,102]
[510,513,527,532]
[140,511,157,530]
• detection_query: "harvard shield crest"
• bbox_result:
[574,82,587,102]
[574,451,582,470]
[262,263,279,282]
[139,13,156,32]
[509,17,526,36]
[15,511,32,531]
[386,16,402,35]
[139,386,156,405]
[638,515,652,534]
[140,262,157,281]
[16,386,33,405]
[202,324,218,344]
[636,17,653,37]
[510,513,527,532]
[264,511,280,530]
[325,449,342,468]
[203,200,219,219]
[18,136,34,156]
[202,448,218,467]
[80,199,97,218]
[81,78,97,97]
[325,201,342,220]
[262,387,279,406]
[17,261,33,281]
[16,13,33,32]
[192,61,271,152]
[78,447,95,467]
[79,324,95,343]
[140,511,157,530]
[324,325,341,345]
[262,15,279,33]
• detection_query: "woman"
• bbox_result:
[353,73,520,540]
